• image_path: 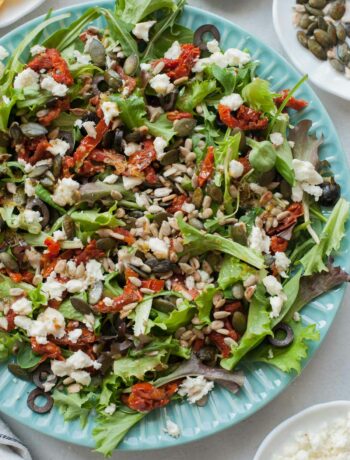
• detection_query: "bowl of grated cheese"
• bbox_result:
[254,400,350,460]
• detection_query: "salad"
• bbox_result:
[0,0,349,456]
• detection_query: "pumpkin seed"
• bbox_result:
[329,1,346,20]
[230,222,247,246]
[231,311,247,334]
[20,123,48,138]
[206,183,223,203]
[299,14,311,29]
[344,22,350,38]
[0,130,9,147]
[0,252,19,271]
[88,38,106,67]
[9,122,23,143]
[297,30,309,48]
[192,187,204,208]
[145,258,176,273]
[71,297,92,315]
[314,29,332,49]
[307,37,327,60]
[104,69,123,90]
[309,0,326,8]
[317,15,328,31]
[62,215,75,239]
[329,58,345,73]
[336,23,347,43]
[52,155,62,178]
[338,43,350,63]
[28,164,49,178]
[305,4,324,16]
[160,148,179,165]
[306,21,318,36]
[152,297,176,313]
[89,281,103,305]
[327,23,338,46]
[173,118,196,137]
[123,54,139,76]
[96,237,117,251]
[153,212,170,225]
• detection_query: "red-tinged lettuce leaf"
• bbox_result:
[248,321,320,374]
[289,119,323,167]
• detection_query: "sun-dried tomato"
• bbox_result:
[31,337,63,360]
[115,65,137,94]
[62,156,75,177]
[21,271,34,283]
[75,240,105,265]
[171,276,199,300]
[48,299,62,309]
[267,202,304,236]
[270,235,288,253]
[44,237,61,259]
[38,98,70,126]
[237,156,252,175]
[141,279,165,292]
[6,271,23,283]
[162,44,200,80]
[224,319,239,341]
[79,160,105,177]
[87,149,127,175]
[167,194,188,214]
[28,48,73,86]
[74,119,109,170]
[274,90,308,111]
[52,321,96,350]
[223,301,243,313]
[112,227,135,245]
[123,382,178,413]
[218,104,269,131]
[127,140,156,176]
[209,331,231,358]
[18,138,50,165]
[144,166,158,185]
[198,146,215,187]
[192,338,205,353]
[124,267,139,281]
[167,111,193,121]
[5,309,16,332]
[95,283,143,313]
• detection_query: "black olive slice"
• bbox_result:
[319,180,341,207]
[32,364,57,390]
[194,24,221,51]
[267,323,294,348]
[27,388,54,414]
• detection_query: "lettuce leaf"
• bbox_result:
[249,321,319,374]
[0,206,42,234]
[129,336,191,360]
[206,64,236,95]
[113,351,167,383]
[300,198,350,275]
[133,298,153,337]
[144,114,175,143]
[0,274,33,298]
[242,78,276,114]
[178,217,265,269]
[100,8,138,57]
[273,114,295,186]
[70,206,124,231]
[35,184,66,214]
[53,390,92,428]
[150,298,196,333]
[221,283,272,370]
[104,272,123,297]
[176,80,217,113]
[28,285,48,310]
[59,296,86,322]
[0,331,21,362]
[218,256,257,290]
[115,0,176,24]
[195,285,218,324]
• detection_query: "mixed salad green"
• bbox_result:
[0,0,349,455]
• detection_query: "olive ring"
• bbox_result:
[267,322,294,348]
[27,388,54,414]
[194,24,221,51]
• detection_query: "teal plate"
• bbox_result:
[0,1,349,451]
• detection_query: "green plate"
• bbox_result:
[0,0,349,451]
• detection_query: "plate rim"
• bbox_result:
[0,0,349,451]
[272,0,350,101]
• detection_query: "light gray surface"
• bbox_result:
[1,1,350,459]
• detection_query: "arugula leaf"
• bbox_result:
[221,283,272,370]
[113,351,167,383]
[53,390,92,427]
[111,90,146,129]
[195,285,218,324]
[218,256,257,290]
[93,410,145,456]
[104,272,123,297]
[207,64,236,95]
[0,332,21,362]
[176,80,217,113]
[100,8,138,57]
[300,198,350,275]
[273,114,295,186]
[115,0,176,24]
[144,114,175,143]
[17,343,42,369]
[71,206,124,231]
[242,78,276,113]
[178,217,265,269]
[249,321,319,374]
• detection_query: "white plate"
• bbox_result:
[254,400,350,460]
[273,0,350,100]
[0,0,47,28]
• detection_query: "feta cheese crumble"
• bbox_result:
[164,419,181,438]
[248,226,271,254]
[30,45,46,56]
[274,252,291,277]
[132,21,156,42]
[154,136,168,160]
[47,138,70,157]
[52,178,80,206]
[14,68,40,91]
[164,41,182,59]
[193,47,251,72]
[101,101,119,125]
[148,237,169,259]
[41,76,68,97]
[292,159,323,202]
[207,39,220,54]
[149,74,174,95]
[263,275,287,318]
[229,159,244,179]
[82,120,97,138]
[23,209,42,225]
[178,376,214,404]
[220,93,243,111]
[270,132,284,146]
[51,350,101,386]
[11,297,33,315]
[122,176,143,190]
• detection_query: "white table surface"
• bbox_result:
[1,1,350,459]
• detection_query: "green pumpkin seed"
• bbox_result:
[173,118,196,137]
[153,212,170,225]
[344,22,350,38]
[329,58,345,73]
[71,297,92,315]
[327,23,338,46]
[317,15,328,31]
[88,38,106,67]
[307,37,327,60]
[104,69,123,90]
[28,164,49,178]
[230,222,247,246]
[206,183,223,203]
[160,148,179,166]
[309,0,326,8]
[62,215,75,239]
[9,122,23,143]
[306,21,318,36]
[299,14,311,29]
[0,252,19,271]
[153,297,176,313]
[192,187,204,208]
[297,30,309,48]
[52,155,62,178]
[336,23,347,43]
[123,54,139,76]
[305,4,324,16]
[314,29,332,48]
[329,1,346,20]
[338,43,350,63]
[96,237,117,251]
[231,311,247,334]
[20,123,48,138]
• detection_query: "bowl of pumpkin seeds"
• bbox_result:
[273,0,350,100]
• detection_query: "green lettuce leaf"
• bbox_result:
[195,285,218,324]
[53,390,92,427]
[113,350,167,383]
[242,78,276,114]
[144,114,175,143]
[115,0,176,24]
[249,321,319,374]
[28,285,48,310]
[176,80,217,113]
[221,283,272,370]
[0,206,41,234]
[218,256,257,290]
[59,295,86,322]
[207,64,236,95]
[150,298,196,333]
[0,332,21,362]
[104,272,123,297]
[133,298,153,337]
[93,410,145,456]
[300,198,350,275]
[129,336,191,360]
[273,114,295,186]
[178,217,265,269]
[70,206,124,231]
[0,274,33,298]
[35,184,66,214]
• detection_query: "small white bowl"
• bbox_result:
[0,0,47,28]
[254,400,350,460]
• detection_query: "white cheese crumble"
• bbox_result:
[51,350,101,386]
[73,50,91,65]
[122,176,143,190]
[140,63,151,72]
[30,45,46,56]
[220,93,243,111]
[101,101,119,125]
[164,40,182,59]
[23,209,42,225]
[193,47,251,72]
[178,376,214,404]
[104,403,117,415]
[207,39,220,54]
[154,136,168,160]
[124,142,141,156]
[14,68,40,90]
[103,174,118,184]
[149,73,174,95]
[263,275,284,296]
[164,419,181,438]
[14,307,65,345]
[24,178,36,197]
[68,328,82,344]
[270,132,284,146]
[82,121,97,138]
[132,20,156,42]
[263,275,287,318]
[0,45,9,60]
[52,178,80,207]
[274,412,350,460]
[0,317,8,331]
[291,159,323,202]
[274,252,291,277]
[11,297,32,315]
[47,138,70,157]
[248,226,271,254]
[148,237,169,259]
[41,76,68,97]
[41,272,66,301]
[229,159,244,179]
